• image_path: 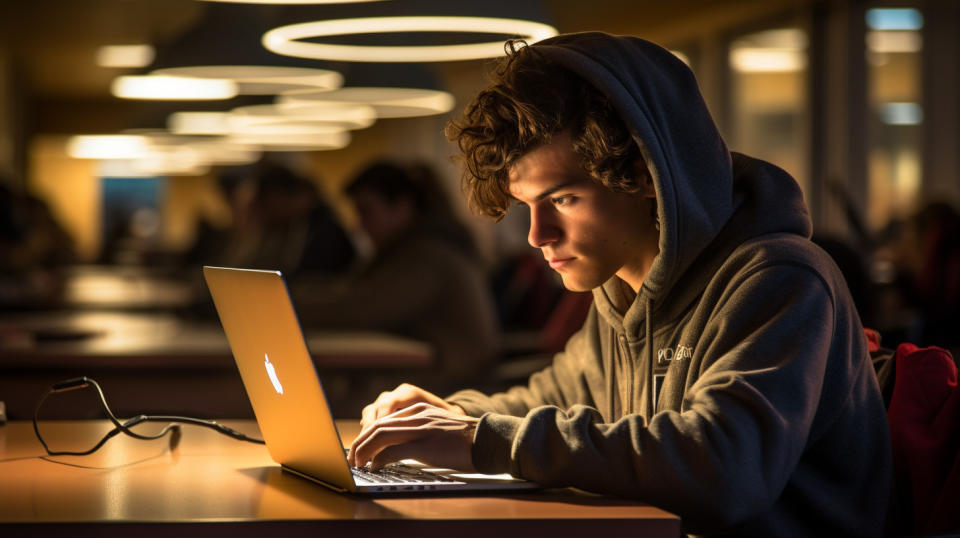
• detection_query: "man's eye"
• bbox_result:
[551,196,572,206]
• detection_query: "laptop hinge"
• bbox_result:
[281,465,351,493]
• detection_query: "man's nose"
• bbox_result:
[528,205,560,248]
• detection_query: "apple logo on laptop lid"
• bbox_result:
[264,353,284,395]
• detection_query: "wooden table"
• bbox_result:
[0,419,680,537]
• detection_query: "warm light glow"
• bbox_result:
[140,133,263,169]
[228,131,350,150]
[168,112,233,135]
[69,131,264,172]
[736,28,808,50]
[111,75,238,100]
[262,16,558,62]
[67,135,150,159]
[730,49,806,72]
[279,87,455,118]
[730,28,807,73]
[228,120,348,136]
[98,159,153,178]
[133,146,211,176]
[190,141,262,166]
[152,65,343,94]
[866,30,922,53]
[169,103,374,140]
[130,134,248,169]
[231,102,377,129]
[96,45,156,68]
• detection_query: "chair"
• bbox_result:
[885,341,960,536]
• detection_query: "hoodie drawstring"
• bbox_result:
[645,297,655,419]
[606,328,617,421]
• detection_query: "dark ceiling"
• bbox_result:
[0,0,804,134]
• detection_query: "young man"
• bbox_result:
[348,33,892,536]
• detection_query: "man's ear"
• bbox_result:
[631,159,656,198]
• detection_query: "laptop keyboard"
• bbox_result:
[351,462,457,484]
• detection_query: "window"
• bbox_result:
[728,27,810,199]
[865,6,924,231]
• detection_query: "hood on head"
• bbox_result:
[531,32,811,314]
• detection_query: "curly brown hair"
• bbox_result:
[446,40,647,220]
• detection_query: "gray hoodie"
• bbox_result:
[447,33,892,536]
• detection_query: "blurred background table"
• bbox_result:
[0,309,433,420]
[0,419,680,537]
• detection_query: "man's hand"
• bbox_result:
[360,383,465,431]
[348,402,479,472]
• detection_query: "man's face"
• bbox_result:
[350,189,414,249]
[508,133,659,292]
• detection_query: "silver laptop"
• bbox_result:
[203,266,537,494]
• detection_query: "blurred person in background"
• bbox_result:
[882,200,960,353]
[184,162,357,277]
[179,168,257,272]
[292,161,500,408]
[0,181,74,308]
[180,163,357,322]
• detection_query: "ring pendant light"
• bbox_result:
[168,112,234,136]
[228,131,351,150]
[67,135,150,159]
[128,131,263,167]
[112,75,238,100]
[262,16,558,62]
[231,102,377,129]
[151,66,343,95]
[280,87,455,118]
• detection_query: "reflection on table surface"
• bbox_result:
[1,263,433,367]
[60,265,197,310]
[0,309,433,421]
[0,310,433,367]
[0,419,680,537]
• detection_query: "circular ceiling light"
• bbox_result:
[96,44,156,68]
[137,132,264,167]
[262,16,558,62]
[168,112,233,136]
[169,104,373,140]
[133,146,211,176]
[189,142,262,166]
[152,66,343,95]
[279,87,455,118]
[231,102,377,129]
[228,131,351,151]
[112,75,238,100]
[229,120,348,136]
[67,135,150,159]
